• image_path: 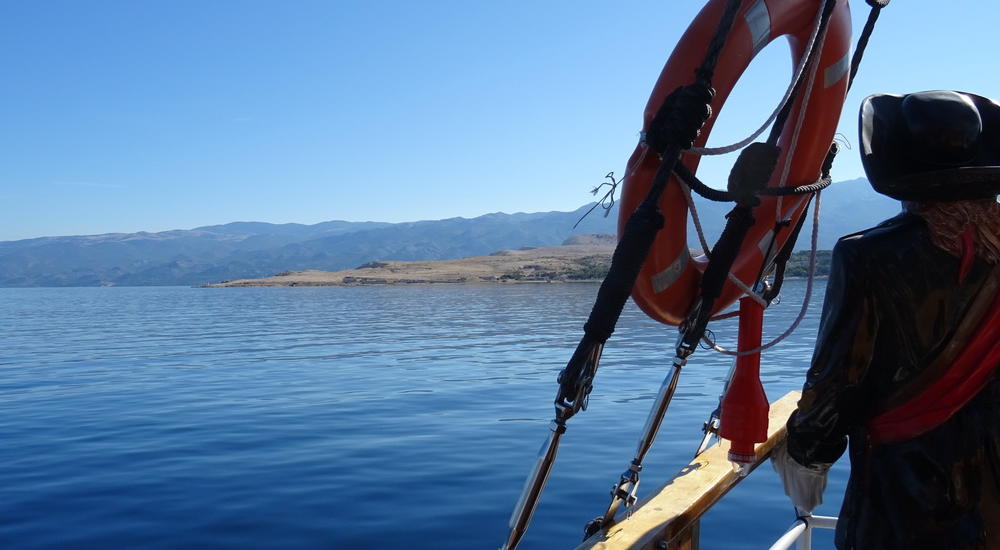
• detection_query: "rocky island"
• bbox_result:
[204,234,617,287]
[203,233,831,288]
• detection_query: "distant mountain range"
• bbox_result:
[0,177,898,287]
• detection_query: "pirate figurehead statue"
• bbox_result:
[773,91,1000,550]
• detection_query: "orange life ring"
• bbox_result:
[619,0,851,326]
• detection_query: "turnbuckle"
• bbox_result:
[502,420,568,550]
[501,340,605,550]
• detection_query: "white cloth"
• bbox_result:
[770,440,831,515]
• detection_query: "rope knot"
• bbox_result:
[645,83,715,154]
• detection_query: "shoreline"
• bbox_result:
[203,242,617,288]
[203,275,829,289]
[203,278,609,288]
[202,240,831,289]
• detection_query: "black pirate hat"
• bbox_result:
[859,90,1000,201]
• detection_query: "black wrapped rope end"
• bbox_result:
[582,201,665,344]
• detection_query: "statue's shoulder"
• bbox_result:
[834,212,926,260]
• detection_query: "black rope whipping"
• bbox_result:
[679,202,757,351]
[644,84,715,158]
[699,206,756,301]
[694,0,743,86]
[645,0,743,157]
[581,204,663,343]
[557,0,744,412]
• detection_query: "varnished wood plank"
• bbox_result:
[574,391,801,550]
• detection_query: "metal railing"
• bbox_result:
[768,514,838,550]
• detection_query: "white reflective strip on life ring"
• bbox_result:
[823,52,850,88]
[651,249,690,293]
[744,0,772,56]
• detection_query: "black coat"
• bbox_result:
[785,212,1000,550]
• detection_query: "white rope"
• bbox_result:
[680,180,712,253]
[685,2,827,156]
[704,190,823,356]
[709,309,741,321]
[773,12,828,224]
[728,273,766,307]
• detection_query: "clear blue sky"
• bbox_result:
[1,1,995,240]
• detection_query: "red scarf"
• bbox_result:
[867,291,1000,445]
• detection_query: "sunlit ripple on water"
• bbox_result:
[0,281,844,549]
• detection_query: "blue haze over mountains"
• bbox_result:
[2,178,897,287]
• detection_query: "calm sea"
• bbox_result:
[0,281,848,549]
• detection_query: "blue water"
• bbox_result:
[0,282,848,549]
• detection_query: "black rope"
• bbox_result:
[674,163,834,202]
[762,202,811,303]
[784,175,832,194]
[849,0,890,90]
[694,0,743,86]
[557,0,744,414]
[645,0,745,157]
[751,219,789,293]
[674,163,733,202]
